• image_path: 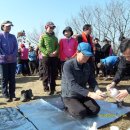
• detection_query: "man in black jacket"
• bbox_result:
[107,38,130,101]
[61,42,105,119]
[101,39,112,58]
[94,38,102,75]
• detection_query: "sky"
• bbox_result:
[0,0,110,39]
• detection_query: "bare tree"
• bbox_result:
[66,7,94,34]
[27,25,59,47]
[68,0,130,52]
[27,25,44,46]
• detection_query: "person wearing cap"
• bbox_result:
[107,38,130,101]
[59,26,78,71]
[0,21,18,102]
[61,42,105,119]
[39,21,59,95]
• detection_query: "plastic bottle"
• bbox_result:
[89,122,97,130]
[110,88,120,97]
[110,88,123,107]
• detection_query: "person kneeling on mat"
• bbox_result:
[61,42,106,119]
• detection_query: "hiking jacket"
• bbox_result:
[20,47,29,60]
[59,37,78,61]
[101,56,119,66]
[77,32,95,53]
[113,56,130,84]
[28,51,36,61]
[39,32,59,57]
[0,32,18,64]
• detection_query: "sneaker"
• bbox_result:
[20,90,27,102]
[26,89,34,100]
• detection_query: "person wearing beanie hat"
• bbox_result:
[39,21,59,95]
[61,42,105,119]
[59,26,78,71]
[107,38,130,101]
[63,26,73,37]
[0,20,18,102]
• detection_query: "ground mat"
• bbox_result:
[0,107,36,130]
[17,96,130,130]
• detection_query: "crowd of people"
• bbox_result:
[0,20,130,119]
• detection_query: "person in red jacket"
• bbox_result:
[77,24,95,53]
[77,24,96,74]
[59,26,78,71]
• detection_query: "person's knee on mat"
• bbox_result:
[69,108,88,119]
[84,99,100,115]
[90,105,100,115]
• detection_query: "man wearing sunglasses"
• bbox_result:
[61,42,105,119]
[39,22,59,95]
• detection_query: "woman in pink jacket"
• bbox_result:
[20,44,30,75]
[59,27,78,71]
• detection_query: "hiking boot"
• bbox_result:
[44,87,49,92]
[5,97,13,102]
[13,97,19,101]
[49,90,55,95]
[26,89,34,100]
[20,90,27,102]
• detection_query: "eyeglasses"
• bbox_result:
[49,27,55,29]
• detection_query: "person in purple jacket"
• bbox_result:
[0,21,18,102]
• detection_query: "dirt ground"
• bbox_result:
[0,75,130,130]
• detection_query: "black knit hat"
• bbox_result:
[63,26,73,36]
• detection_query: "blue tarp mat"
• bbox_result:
[18,99,88,130]
[0,107,36,130]
[45,96,130,128]
[18,97,130,130]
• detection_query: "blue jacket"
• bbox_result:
[0,32,18,64]
[101,56,119,66]
[61,58,99,98]
[28,51,36,61]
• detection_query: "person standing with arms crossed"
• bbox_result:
[0,21,18,102]
[39,22,59,95]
